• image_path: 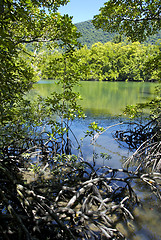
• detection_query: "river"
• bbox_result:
[30,80,161,240]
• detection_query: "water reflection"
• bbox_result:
[30,80,160,239]
[33,81,157,116]
[31,80,157,167]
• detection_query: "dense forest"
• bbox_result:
[41,41,160,81]
[75,20,115,48]
[37,20,161,82]
[75,20,161,48]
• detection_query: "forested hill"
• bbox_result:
[75,20,161,48]
[26,20,161,52]
[75,20,114,48]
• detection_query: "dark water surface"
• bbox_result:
[30,80,161,240]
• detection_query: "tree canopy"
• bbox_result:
[41,41,160,82]
[0,0,80,124]
[93,0,161,42]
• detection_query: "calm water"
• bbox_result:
[31,80,157,165]
[31,80,161,239]
[33,80,157,115]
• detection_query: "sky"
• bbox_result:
[59,0,106,24]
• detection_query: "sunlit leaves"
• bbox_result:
[45,49,85,126]
[0,0,80,124]
[93,0,161,42]
[123,105,143,119]
[41,41,160,82]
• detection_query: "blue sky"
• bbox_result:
[59,0,106,23]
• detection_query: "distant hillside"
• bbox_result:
[26,20,161,52]
[75,20,115,48]
[75,20,161,47]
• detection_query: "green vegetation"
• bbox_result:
[26,19,161,51]
[93,0,161,179]
[41,41,160,81]
[76,20,161,48]
[93,0,161,42]
[0,0,80,124]
[75,20,115,48]
[0,0,161,239]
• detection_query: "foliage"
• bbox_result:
[44,49,85,155]
[41,41,160,82]
[85,122,104,140]
[92,1,161,209]
[93,0,161,42]
[76,19,161,47]
[0,0,80,124]
[26,19,161,51]
[124,85,161,118]
[0,1,161,239]
[144,42,161,81]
